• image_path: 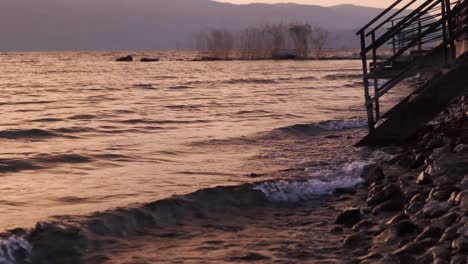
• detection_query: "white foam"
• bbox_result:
[0,235,32,264]
[317,119,367,131]
[256,161,367,202]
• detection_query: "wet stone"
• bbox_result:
[429,187,455,202]
[440,223,464,241]
[435,212,462,227]
[454,144,468,153]
[450,254,468,264]
[457,226,468,237]
[415,226,444,241]
[458,177,468,191]
[393,238,437,255]
[434,258,450,264]
[344,231,370,248]
[426,244,451,260]
[423,201,450,218]
[427,137,444,150]
[391,219,419,236]
[452,237,468,253]
[329,226,344,234]
[417,171,432,185]
[336,207,363,226]
[386,213,409,225]
[367,183,403,206]
[372,199,404,214]
[460,191,468,211]
[361,164,385,184]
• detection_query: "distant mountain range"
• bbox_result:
[0,0,387,51]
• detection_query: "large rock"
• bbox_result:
[116,55,133,62]
[458,176,468,191]
[336,207,363,225]
[428,187,455,202]
[454,144,468,153]
[460,190,468,211]
[425,244,451,260]
[372,199,404,214]
[393,238,437,255]
[367,183,403,206]
[452,237,468,253]
[361,164,385,184]
[417,171,433,185]
[440,223,464,241]
[427,137,444,150]
[422,201,450,218]
[415,225,444,241]
[344,231,371,247]
[451,255,468,264]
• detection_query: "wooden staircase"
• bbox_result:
[355,0,468,146]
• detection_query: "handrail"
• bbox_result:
[362,0,441,55]
[358,0,467,133]
[356,0,405,35]
[365,0,418,37]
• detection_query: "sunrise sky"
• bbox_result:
[217,0,395,8]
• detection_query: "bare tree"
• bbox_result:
[289,23,312,58]
[310,26,329,58]
[268,24,286,57]
[194,23,329,60]
[196,28,235,59]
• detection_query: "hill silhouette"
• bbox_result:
[0,0,385,51]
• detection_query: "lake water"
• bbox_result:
[0,51,411,263]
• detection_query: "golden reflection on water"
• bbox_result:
[0,52,408,230]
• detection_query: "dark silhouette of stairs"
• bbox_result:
[355,0,468,146]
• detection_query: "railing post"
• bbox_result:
[360,32,375,132]
[371,32,381,121]
[418,18,423,53]
[392,20,397,55]
[445,0,457,60]
[441,0,449,63]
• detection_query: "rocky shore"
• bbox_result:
[334,95,468,264]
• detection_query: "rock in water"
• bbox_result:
[361,164,384,184]
[140,58,160,62]
[116,55,133,62]
[335,207,363,225]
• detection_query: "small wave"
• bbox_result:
[236,110,272,115]
[0,101,55,106]
[0,157,369,262]
[0,159,41,173]
[165,104,202,111]
[168,85,193,90]
[119,119,210,125]
[316,119,367,131]
[273,119,365,137]
[30,118,64,123]
[323,73,363,80]
[133,84,156,89]
[33,154,94,164]
[0,184,266,263]
[256,161,367,202]
[52,127,96,134]
[92,154,133,162]
[223,78,277,84]
[68,115,98,120]
[0,129,61,140]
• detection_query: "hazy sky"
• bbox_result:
[217,0,394,8]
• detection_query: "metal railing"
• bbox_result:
[356,0,468,132]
